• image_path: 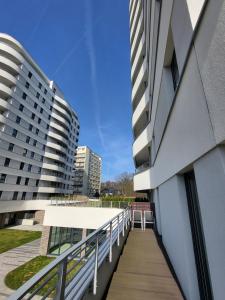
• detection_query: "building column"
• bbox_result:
[194,146,225,299]
[34,210,45,224]
[39,226,51,256]
[0,213,6,228]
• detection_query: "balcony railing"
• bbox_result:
[9,208,131,300]
[50,199,130,209]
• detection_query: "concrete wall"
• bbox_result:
[157,175,199,300]
[152,49,215,188]
[43,207,123,230]
[194,146,225,299]
[0,199,51,214]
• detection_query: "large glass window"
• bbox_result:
[48,227,82,256]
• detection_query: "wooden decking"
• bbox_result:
[106,229,183,300]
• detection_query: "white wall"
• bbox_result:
[43,207,123,229]
[152,49,215,189]
[158,175,200,300]
[0,200,51,213]
[194,147,225,300]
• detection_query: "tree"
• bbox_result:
[116,172,133,196]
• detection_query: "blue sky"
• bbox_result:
[0,0,133,181]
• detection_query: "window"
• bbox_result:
[28,164,32,172]
[46,124,49,130]
[42,145,46,151]
[45,134,47,140]
[48,115,51,120]
[8,143,14,152]
[36,179,39,187]
[30,151,34,158]
[40,108,43,114]
[16,176,21,185]
[33,192,37,199]
[20,162,24,170]
[21,192,26,200]
[26,136,30,144]
[42,98,45,104]
[0,174,6,183]
[38,82,42,89]
[16,116,21,124]
[44,89,47,94]
[171,50,179,90]
[50,106,52,111]
[13,191,18,200]
[19,104,24,112]
[25,178,29,185]
[34,103,38,109]
[29,124,33,131]
[22,92,27,100]
[0,191,2,199]
[4,158,10,167]
[23,148,27,157]
[36,92,40,99]
[25,82,30,89]
[53,87,56,93]
[28,71,32,78]
[33,140,37,146]
[52,97,54,102]
[31,113,35,120]
[36,128,39,135]
[12,129,17,137]
[38,118,41,124]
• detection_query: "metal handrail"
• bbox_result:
[50,199,131,209]
[9,207,131,300]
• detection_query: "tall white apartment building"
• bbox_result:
[130,1,225,299]
[73,146,101,196]
[0,33,79,224]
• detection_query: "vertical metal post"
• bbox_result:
[117,216,120,246]
[56,259,67,300]
[125,210,128,229]
[122,211,125,236]
[93,235,99,295]
[109,221,112,262]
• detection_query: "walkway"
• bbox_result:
[0,238,41,299]
[7,224,43,231]
[107,229,183,300]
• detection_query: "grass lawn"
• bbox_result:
[5,256,83,297]
[0,229,42,254]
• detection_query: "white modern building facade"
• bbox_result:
[73,146,101,196]
[130,1,225,299]
[0,34,79,225]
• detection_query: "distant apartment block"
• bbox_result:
[0,33,79,226]
[73,146,101,196]
[130,0,225,299]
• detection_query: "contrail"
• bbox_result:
[27,0,50,43]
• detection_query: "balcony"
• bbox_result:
[129,0,138,27]
[107,229,183,299]
[131,11,144,62]
[133,167,152,192]
[131,33,145,82]
[133,121,152,158]
[130,0,142,45]
[132,88,150,130]
[8,206,183,300]
[132,57,147,110]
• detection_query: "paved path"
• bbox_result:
[7,224,43,232]
[107,229,183,300]
[0,238,41,299]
